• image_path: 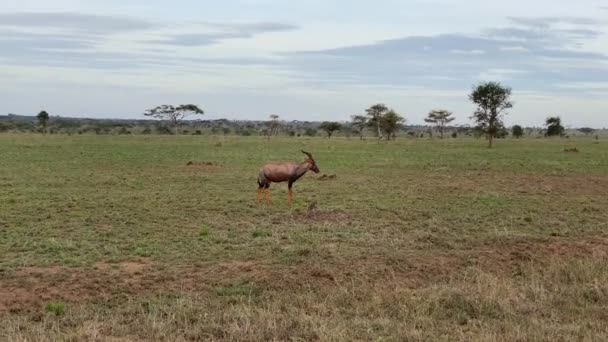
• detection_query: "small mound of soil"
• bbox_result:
[563,148,579,153]
[317,174,337,181]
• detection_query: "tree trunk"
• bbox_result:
[376,118,381,142]
[440,126,444,139]
[488,133,493,148]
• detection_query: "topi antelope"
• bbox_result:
[257,150,320,207]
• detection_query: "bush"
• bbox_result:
[304,128,317,137]
[45,302,65,316]
[512,125,524,138]
[193,130,202,135]
[156,126,173,135]
[496,127,509,139]
[452,132,458,138]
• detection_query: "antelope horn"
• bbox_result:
[301,150,313,160]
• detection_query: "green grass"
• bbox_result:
[1,134,608,341]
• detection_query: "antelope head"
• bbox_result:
[301,150,320,173]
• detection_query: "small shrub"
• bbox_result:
[451,132,458,138]
[45,303,65,316]
[215,283,259,297]
[199,226,210,240]
[193,130,202,135]
[304,128,317,137]
[512,125,524,138]
[156,126,173,135]
[252,229,272,238]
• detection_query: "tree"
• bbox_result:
[512,125,524,138]
[144,104,204,135]
[469,82,513,148]
[545,116,565,137]
[304,128,317,137]
[319,121,342,138]
[578,127,595,136]
[267,114,280,139]
[351,115,368,140]
[381,110,405,141]
[366,104,389,141]
[424,110,455,139]
[37,110,50,134]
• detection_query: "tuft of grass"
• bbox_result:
[44,302,65,316]
[215,283,259,297]
[252,229,272,238]
[199,226,210,240]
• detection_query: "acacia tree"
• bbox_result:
[424,110,455,139]
[578,127,594,136]
[319,121,342,138]
[37,110,50,134]
[545,116,565,137]
[143,104,204,135]
[381,110,405,140]
[512,125,524,138]
[366,103,389,141]
[469,82,513,148]
[267,114,280,139]
[351,115,368,140]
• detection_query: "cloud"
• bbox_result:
[281,17,607,93]
[146,21,298,46]
[508,16,600,28]
[0,12,295,68]
[0,12,156,34]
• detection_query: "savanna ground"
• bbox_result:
[1,134,608,341]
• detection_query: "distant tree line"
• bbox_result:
[2,88,605,143]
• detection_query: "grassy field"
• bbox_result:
[1,134,608,341]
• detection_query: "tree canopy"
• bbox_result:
[319,121,342,138]
[512,125,524,138]
[545,116,565,137]
[350,115,368,140]
[469,82,513,148]
[143,104,204,134]
[424,110,455,139]
[37,110,50,134]
[366,104,389,141]
[381,110,405,141]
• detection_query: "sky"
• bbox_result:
[1,0,607,127]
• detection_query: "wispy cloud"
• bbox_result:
[281,17,607,93]
[145,22,298,46]
[0,12,156,34]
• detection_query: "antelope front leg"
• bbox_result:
[288,181,294,208]
[257,188,262,204]
[264,189,271,205]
